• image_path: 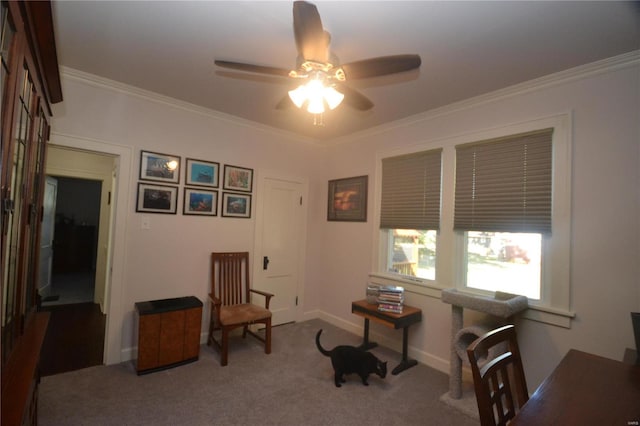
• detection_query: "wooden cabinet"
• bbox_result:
[1,0,62,424]
[135,296,203,374]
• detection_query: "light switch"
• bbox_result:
[141,215,151,230]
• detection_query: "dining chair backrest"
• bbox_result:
[466,324,529,426]
[207,252,273,366]
[632,312,640,354]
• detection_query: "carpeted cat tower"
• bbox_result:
[439,288,528,419]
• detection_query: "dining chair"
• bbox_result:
[208,252,274,366]
[466,324,529,426]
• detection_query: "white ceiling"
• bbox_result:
[52,1,640,142]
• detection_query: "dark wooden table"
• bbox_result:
[511,349,640,425]
[351,299,422,375]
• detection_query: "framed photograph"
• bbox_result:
[183,188,218,216]
[221,192,252,218]
[139,150,181,184]
[223,164,253,192]
[185,158,219,188]
[327,175,368,222]
[136,183,178,214]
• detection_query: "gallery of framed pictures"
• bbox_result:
[136,149,253,217]
[327,175,368,222]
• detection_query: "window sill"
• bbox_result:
[368,272,575,328]
[520,303,575,328]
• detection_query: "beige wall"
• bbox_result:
[50,53,639,392]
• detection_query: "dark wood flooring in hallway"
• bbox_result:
[39,302,106,377]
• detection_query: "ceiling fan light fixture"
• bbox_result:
[323,86,344,110]
[288,78,344,115]
[307,96,325,114]
[288,85,308,108]
[305,79,328,113]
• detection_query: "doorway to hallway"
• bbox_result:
[42,176,101,307]
[39,145,117,373]
[39,176,106,375]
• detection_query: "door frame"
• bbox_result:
[46,152,113,310]
[48,132,132,365]
[252,170,308,324]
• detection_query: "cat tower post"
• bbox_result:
[441,289,528,400]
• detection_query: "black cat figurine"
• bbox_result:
[315,329,387,387]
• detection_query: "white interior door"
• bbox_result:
[38,176,57,297]
[253,175,307,325]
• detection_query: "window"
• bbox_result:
[373,114,572,326]
[386,229,437,280]
[379,149,442,281]
[464,231,541,299]
[455,129,553,299]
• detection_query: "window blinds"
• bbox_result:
[380,149,442,230]
[454,128,553,234]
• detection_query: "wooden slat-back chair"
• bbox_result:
[466,324,529,426]
[208,252,274,366]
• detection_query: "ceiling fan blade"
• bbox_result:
[214,60,291,77]
[341,55,422,80]
[293,1,329,63]
[216,71,293,86]
[335,83,374,111]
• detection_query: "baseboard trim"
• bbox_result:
[302,309,451,375]
[120,310,454,377]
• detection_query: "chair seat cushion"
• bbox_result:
[220,304,272,326]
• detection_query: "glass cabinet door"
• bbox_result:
[24,108,49,314]
[2,64,35,362]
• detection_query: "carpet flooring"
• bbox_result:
[39,318,478,426]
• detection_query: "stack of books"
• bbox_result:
[377,285,405,314]
[366,284,380,304]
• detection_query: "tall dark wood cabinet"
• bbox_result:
[1,1,63,424]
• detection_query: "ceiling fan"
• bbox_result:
[214,1,421,121]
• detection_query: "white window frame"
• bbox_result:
[372,142,445,299]
[372,113,574,327]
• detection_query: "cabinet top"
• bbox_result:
[135,296,202,315]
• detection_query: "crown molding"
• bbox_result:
[60,50,639,148]
[59,66,322,146]
[327,50,640,146]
